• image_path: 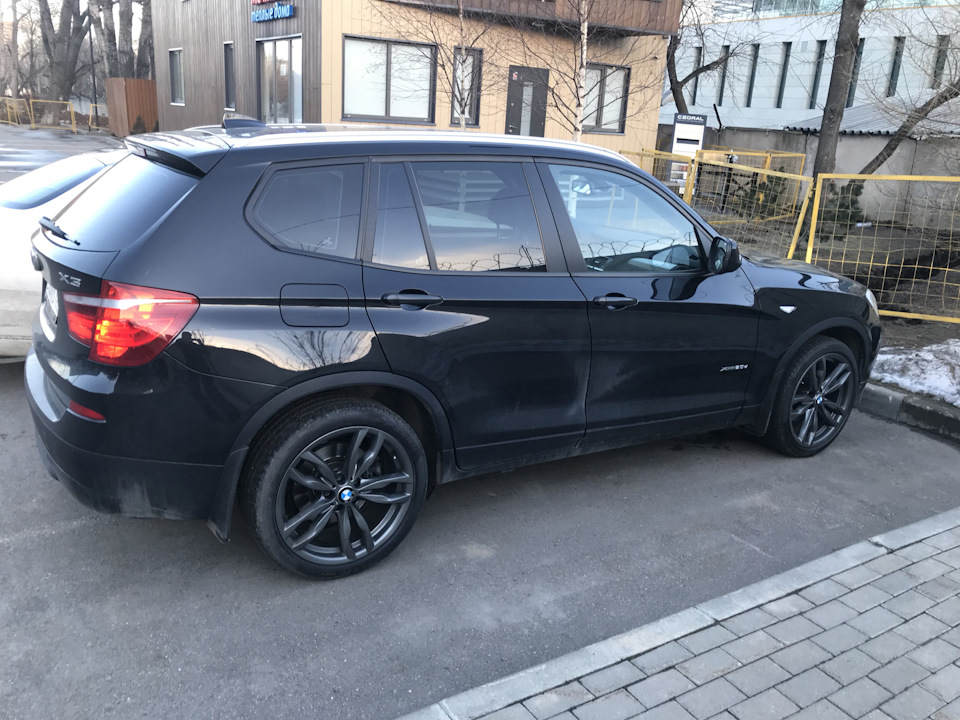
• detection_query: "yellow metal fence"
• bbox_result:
[29,100,76,133]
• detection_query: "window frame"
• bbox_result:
[342,35,438,124]
[223,42,236,111]
[809,40,827,110]
[362,156,566,274]
[745,44,760,108]
[534,159,712,277]
[776,41,792,109]
[449,46,483,127]
[933,35,950,89]
[846,38,865,109]
[887,36,905,98]
[583,63,630,135]
[244,158,370,263]
[169,48,185,106]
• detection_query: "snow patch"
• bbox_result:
[872,338,960,408]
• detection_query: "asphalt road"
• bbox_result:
[1,360,959,720]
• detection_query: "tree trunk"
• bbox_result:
[458,0,466,130]
[812,0,867,178]
[572,0,589,142]
[135,0,154,79]
[666,34,689,115]
[118,0,134,77]
[99,0,120,77]
[2,0,20,96]
[37,0,90,101]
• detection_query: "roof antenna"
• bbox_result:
[222,112,266,130]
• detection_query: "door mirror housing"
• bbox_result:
[708,237,741,274]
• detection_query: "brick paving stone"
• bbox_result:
[805,601,860,630]
[926,529,960,552]
[680,626,739,655]
[847,607,903,638]
[721,631,783,665]
[811,624,870,655]
[480,704,537,720]
[762,595,815,620]
[767,616,824,645]
[949,569,960,585]
[865,554,912,576]
[523,681,594,720]
[938,548,960,570]
[828,676,893,718]
[723,658,790,697]
[775,668,840,708]
[820,648,882,685]
[872,570,923,597]
[861,711,895,720]
[705,713,736,720]
[894,614,951,644]
[580,662,645,697]
[860,631,918,664]
[905,558,952,583]
[676,648,742,685]
[571,689,644,720]
[721,609,777,637]
[868,657,931,694]
[676,678,746,720]
[840,585,893,613]
[928,597,960,627]
[896,542,940,562]
[883,590,937,620]
[917,576,960,602]
[921,664,960,703]
[632,700,696,720]
[632,642,694,675]
[880,684,945,720]
[628,669,696,709]
[544,714,575,720]
[934,699,960,720]
[789,699,853,719]
[770,640,833,675]
[801,579,849,606]
[944,626,960,648]
[906,638,960,671]
[834,565,883,590]
[728,688,798,720]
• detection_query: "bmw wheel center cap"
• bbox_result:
[339,487,354,502]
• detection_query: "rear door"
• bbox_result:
[361,158,590,470]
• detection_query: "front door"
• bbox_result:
[505,66,548,137]
[258,36,303,123]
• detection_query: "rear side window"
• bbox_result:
[372,164,430,269]
[252,164,364,259]
[55,155,198,251]
[0,154,108,210]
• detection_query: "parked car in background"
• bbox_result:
[25,124,881,578]
[0,150,126,357]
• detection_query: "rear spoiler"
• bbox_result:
[125,131,231,177]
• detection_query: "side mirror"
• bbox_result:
[708,236,741,274]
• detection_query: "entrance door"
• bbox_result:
[505,66,548,137]
[259,37,303,123]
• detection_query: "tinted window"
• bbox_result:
[0,154,110,210]
[547,164,702,273]
[411,162,545,272]
[55,155,197,251]
[254,164,363,259]
[372,164,430,269]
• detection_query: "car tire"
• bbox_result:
[765,336,859,458]
[240,398,428,578]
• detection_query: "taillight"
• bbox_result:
[63,280,199,366]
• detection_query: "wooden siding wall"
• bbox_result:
[106,78,158,137]
[153,0,668,153]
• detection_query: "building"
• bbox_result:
[153,0,681,152]
[660,0,959,133]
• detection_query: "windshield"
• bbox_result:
[0,152,120,210]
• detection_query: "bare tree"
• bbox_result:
[135,0,153,80]
[87,0,151,79]
[35,0,89,101]
[1,0,21,96]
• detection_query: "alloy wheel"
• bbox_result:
[789,353,855,448]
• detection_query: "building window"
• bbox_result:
[776,42,792,108]
[259,37,302,123]
[451,47,481,127]
[224,43,236,110]
[846,38,865,108]
[810,40,826,109]
[584,64,629,133]
[169,49,184,105]
[690,47,702,106]
[343,37,436,123]
[745,44,760,107]
[933,35,949,88]
[887,36,905,97]
[717,45,730,106]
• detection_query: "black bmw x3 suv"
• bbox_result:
[26,124,882,577]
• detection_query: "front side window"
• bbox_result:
[169,49,184,104]
[252,164,364,259]
[584,64,628,133]
[451,47,481,126]
[343,37,436,122]
[547,164,702,274]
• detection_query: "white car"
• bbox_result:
[0,150,126,357]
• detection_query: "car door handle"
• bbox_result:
[381,291,444,310]
[593,294,638,310]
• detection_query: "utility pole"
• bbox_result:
[89,23,99,129]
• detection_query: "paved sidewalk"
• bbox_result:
[400,507,960,720]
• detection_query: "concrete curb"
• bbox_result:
[860,382,960,444]
[395,505,960,720]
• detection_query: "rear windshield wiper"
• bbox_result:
[39,216,79,246]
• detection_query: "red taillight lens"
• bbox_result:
[63,280,199,366]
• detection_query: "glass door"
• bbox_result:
[259,37,303,123]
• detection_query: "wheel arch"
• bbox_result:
[206,371,455,541]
